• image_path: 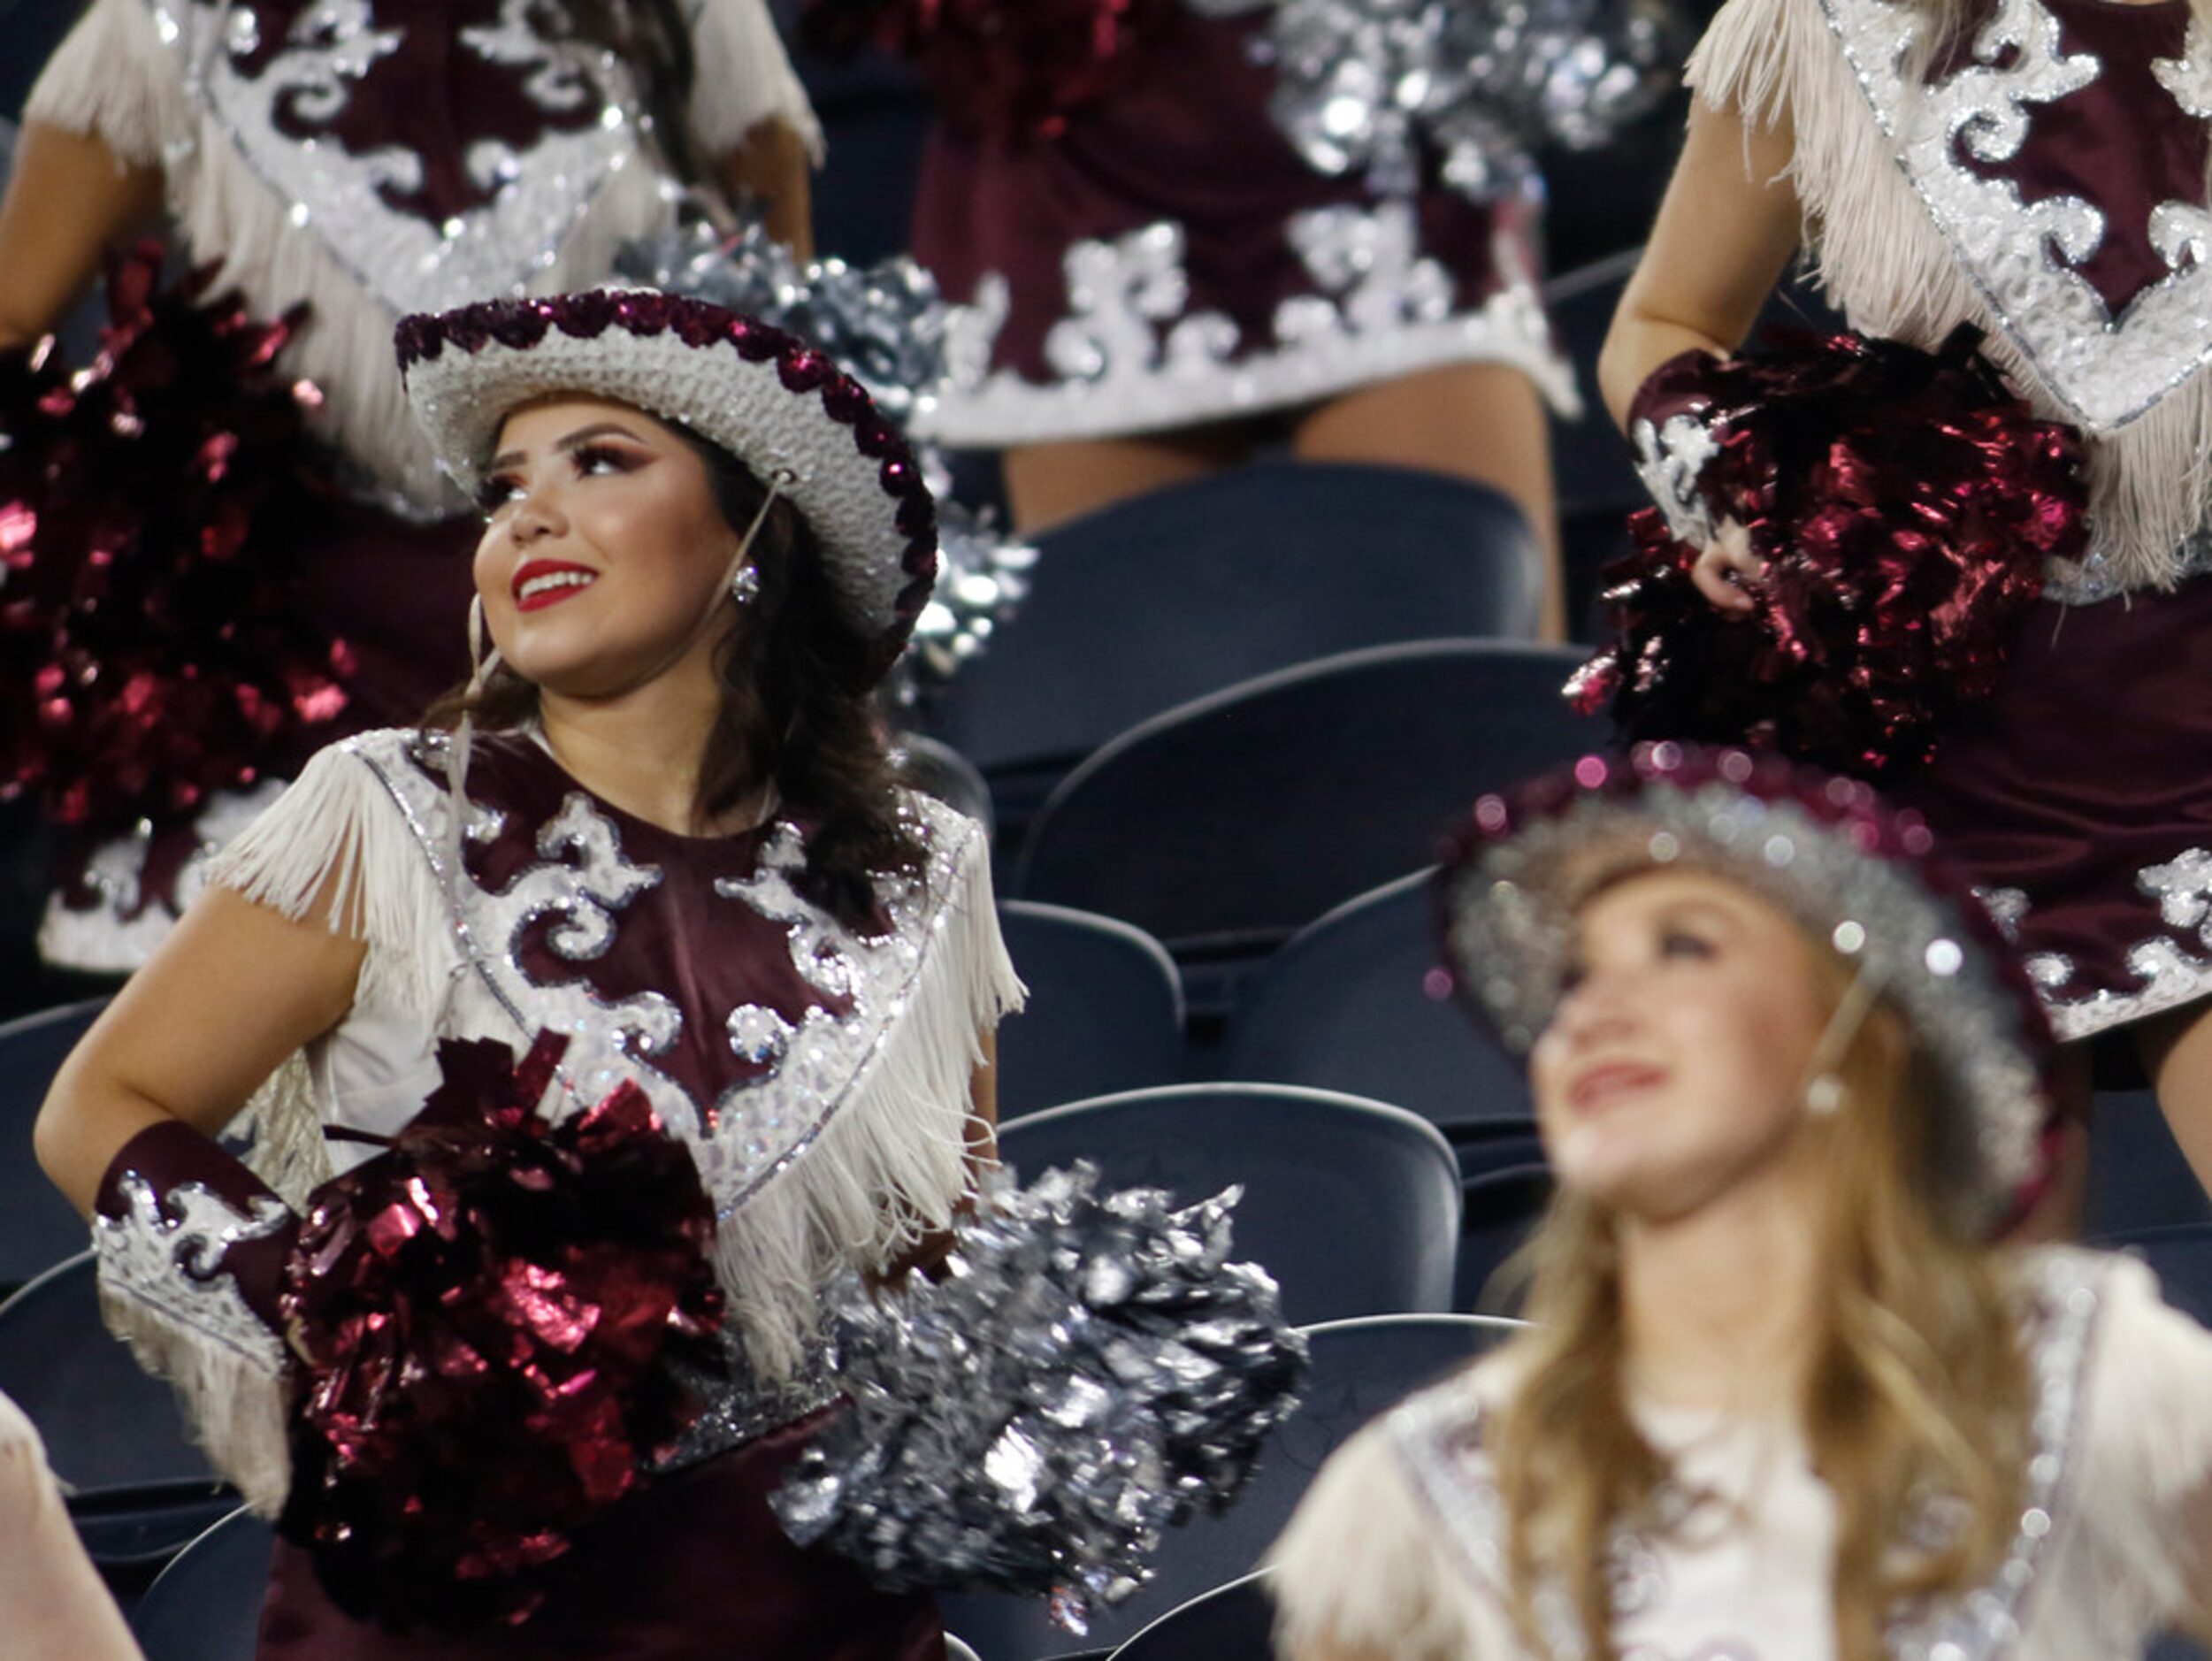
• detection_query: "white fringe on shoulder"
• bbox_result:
[687,0,826,164]
[1268,1415,1511,1661]
[711,817,1025,1381]
[203,738,454,1202]
[1688,0,2212,593]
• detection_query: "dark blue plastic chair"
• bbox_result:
[1218,870,1535,1129]
[1456,1163,1556,1317]
[895,731,996,839]
[996,902,1185,1122]
[130,1506,273,1661]
[0,1252,233,1567]
[926,463,1543,792]
[0,997,110,1292]
[944,1313,1518,1661]
[1013,642,1603,995]
[1106,1571,1274,1660]
[996,1084,1462,1327]
[2088,1088,2212,1236]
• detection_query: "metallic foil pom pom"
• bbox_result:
[773,1163,1309,1632]
[616,223,1035,694]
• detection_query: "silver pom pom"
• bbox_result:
[1190,0,1689,203]
[771,1164,1310,1634]
[616,223,1035,693]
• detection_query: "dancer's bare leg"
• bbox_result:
[1003,423,1251,533]
[1292,361,1564,640]
[2138,1001,2212,1196]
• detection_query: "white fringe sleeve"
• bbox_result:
[200,733,455,1201]
[685,0,825,165]
[2073,1253,2212,1640]
[709,803,1025,1380]
[22,0,195,168]
[1268,1421,1515,1661]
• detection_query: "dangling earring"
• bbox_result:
[731,563,761,606]
[1804,1075,1847,1118]
[445,593,506,877]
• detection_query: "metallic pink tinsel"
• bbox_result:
[278,1033,723,1631]
[1569,326,2089,775]
[0,244,354,831]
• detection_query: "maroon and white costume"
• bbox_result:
[20,0,815,973]
[894,2,1582,448]
[1275,1247,2212,1660]
[87,291,1023,1655]
[1634,0,2212,1045]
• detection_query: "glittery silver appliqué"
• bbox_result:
[352,732,981,1225]
[93,1169,292,1374]
[1818,0,2212,432]
[151,0,647,316]
[922,203,1576,446]
[38,777,288,974]
[1631,410,1723,545]
[1997,842,2212,1042]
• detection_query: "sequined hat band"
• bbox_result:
[1436,743,2055,1226]
[395,291,939,676]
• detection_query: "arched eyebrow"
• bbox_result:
[485,420,650,475]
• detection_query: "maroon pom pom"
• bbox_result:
[277,1032,723,1632]
[1571,326,2086,775]
[0,245,355,833]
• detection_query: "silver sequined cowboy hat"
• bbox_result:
[1435,742,2057,1230]
[395,290,938,677]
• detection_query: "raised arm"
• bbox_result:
[1596,96,1803,429]
[716,117,816,260]
[0,122,163,351]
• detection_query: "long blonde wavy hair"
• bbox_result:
[1489,938,2033,1661]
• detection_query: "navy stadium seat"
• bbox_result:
[925,463,1544,809]
[130,1506,272,1661]
[945,1313,1517,1661]
[996,902,1185,1121]
[0,1252,234,1567]
[996,1084,1462,1327]
[1455,1162,1556,1316]
[1014,641,1602,999]
[1106,1572,1275,1661]
[0,998,112,1292]
[1218,869,1535,1129]
[894,731,995,837]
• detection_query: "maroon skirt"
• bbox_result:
[909,7,1568,447]
[1889,574,2212,1050]
[256,1412,945,1660]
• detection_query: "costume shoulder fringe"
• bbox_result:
[27,0,705,516]
[713,799,1026,1382]
[1267,1412,1506,1661]
[204,731,452,1201]
[1686,0,2212,593]
[687,0,827,164]
[2067,1247,2212,1634]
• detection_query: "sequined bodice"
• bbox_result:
[350,728,984,1224]
[1819,0,2212,430]
[158,0,678,318]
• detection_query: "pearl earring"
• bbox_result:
[1804,1075,1847,1118]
